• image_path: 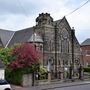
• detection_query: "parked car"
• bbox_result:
[0,79,11,90]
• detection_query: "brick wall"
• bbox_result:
[81,45,90,66]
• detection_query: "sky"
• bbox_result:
[0,0,90,43]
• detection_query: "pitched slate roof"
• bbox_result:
[0,16,79,48]
[0,60,4,68]
[7,20,62,47]
[8,27,33,47]
[0,29,14,47]
[0,38,3,47]
[81,38,90,46]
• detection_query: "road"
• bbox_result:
[52,84,90,90]
[11,81,90,90]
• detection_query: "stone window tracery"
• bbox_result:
[61,29,69,53]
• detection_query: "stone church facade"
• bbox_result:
[34,13,81,73]
[0,13,82,79]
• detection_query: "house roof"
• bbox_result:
[8,27,33,47]
[7,20,62,47]
[81,38,90,46]
[0,16,79,48]
[0,38,3,47]
[0,60,4,68]
[0,29,14,47]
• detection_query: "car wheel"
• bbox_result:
[4,88,11,90]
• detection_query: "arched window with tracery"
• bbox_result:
[61,29,69,53]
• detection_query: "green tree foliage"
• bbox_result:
[0,48,12,66]
[11,43,21,49]
[0,43,41,84]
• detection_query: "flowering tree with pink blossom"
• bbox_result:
[8,43,40,72]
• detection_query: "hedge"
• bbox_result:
[5,64,39,85]
[5,69,22,85]
[83,67,90,73]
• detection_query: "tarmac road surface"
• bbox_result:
[53,84,90,90]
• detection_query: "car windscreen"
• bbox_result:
[0,80,8,85]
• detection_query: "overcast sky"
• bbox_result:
[0,0,90,43]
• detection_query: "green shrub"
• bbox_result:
[88,65,90,67]
[38,66,48,80]
[5,69,22,85]
[83,67,90,73]
[5,67,37,85]
[5,64,39,85]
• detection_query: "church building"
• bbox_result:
[0,13,82,79]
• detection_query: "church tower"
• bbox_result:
[34,13,55,66]
[36,13,53,26]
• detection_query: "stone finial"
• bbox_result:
[72,27,74,29]
[72,27,75,34]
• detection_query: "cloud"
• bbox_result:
[66,1,90,43]
[0,0,90,43]
[74,29,90,44]
[0,0,69,29]
[0,14,36,30]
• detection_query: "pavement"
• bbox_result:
[11,80,90,90]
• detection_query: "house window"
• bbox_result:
[68,41,69,53]
[86,50,90,56]
[40,45,43,51]
[61,38,69,53]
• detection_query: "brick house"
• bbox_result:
[81,38,90,66]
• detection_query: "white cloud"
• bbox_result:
[0,14,36,30]
[0,0,90,43]
[66,1,90,43]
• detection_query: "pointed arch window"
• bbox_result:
[61,29,69,53]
